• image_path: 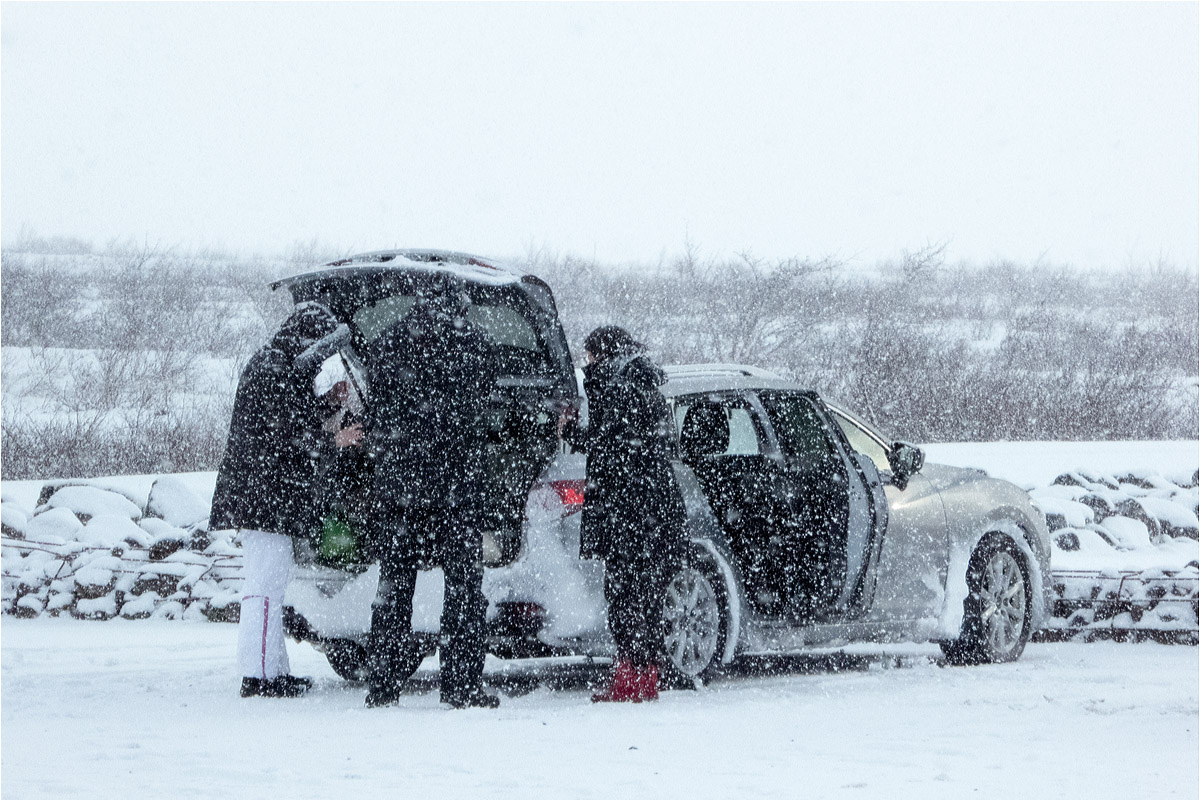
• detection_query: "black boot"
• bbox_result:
[240,675,312,698]
[365,682,402,708]
[440,686,500,709]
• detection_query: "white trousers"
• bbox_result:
[237,530,293,680]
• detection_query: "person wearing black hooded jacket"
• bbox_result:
[362,277,501,709]
[210,301,361,698]
[562,326,688,702]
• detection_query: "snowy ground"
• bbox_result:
[2,619,1196,800]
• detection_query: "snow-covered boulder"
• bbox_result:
[78,514,147,549]
[75,594,118,620]
[25,507,83,543]
[120,591,160,620]
[1136,496,1199,540]
[37,485,141,523]
[146,476,209,529]
[72,552,122,600]
[1,504,29,538]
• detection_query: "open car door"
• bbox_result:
[756,391,889,619]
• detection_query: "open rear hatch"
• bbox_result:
[276,252,577,568]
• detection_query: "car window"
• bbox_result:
[674,397,764,456]
[759,392,837,463]
[353,296,540,352]
[726,408,761,455]
[354,292,551,379]
[830,409,892,473]
[353,295,416,342]
[466,304,540,351]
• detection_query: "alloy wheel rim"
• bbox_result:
[662,567,721,676]
[980,550,1027,654]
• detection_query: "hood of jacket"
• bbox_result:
[585,349,666,391]
[270,301,342,361]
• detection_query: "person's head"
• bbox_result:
[414,273,470,322]
[583,325,643,365]
[273,301,340,357]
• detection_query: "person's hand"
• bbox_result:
[331,380,350,406]
[334,422,363,448]
[557,406,578,438]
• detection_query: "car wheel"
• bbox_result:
[659,554,729,686]
[323,636,429,684]
[322,638,369,682]
[941,534,1032,665]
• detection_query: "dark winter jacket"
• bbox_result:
[365,302,499,520]
[209,305,348,539]
[564,350,688,563]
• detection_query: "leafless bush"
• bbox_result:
[2,240,1196,480]
[1,413,227,479]
[528,249,1197,443]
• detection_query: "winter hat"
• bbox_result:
[313,353,350,398]
[584,325,643,362]
[415,273,470,321]
[275,301,340,353]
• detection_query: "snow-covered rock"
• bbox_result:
[146,476,209,529]
[78,514,147,549]
[38,485,141,522]
[25,507,83,543]
[1,504,29,537]
[3,446,1197,638]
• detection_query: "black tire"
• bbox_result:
[323,635,430,684]
[322,639,370,682]
[324,633,434,684]
[658,551,730,687]
[941,534,1033,665]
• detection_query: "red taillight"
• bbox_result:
[549,479,587,511]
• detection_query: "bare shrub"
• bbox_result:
[2,240,1196,480]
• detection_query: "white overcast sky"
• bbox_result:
[2,2,1197,269]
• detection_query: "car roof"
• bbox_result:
[659,363,892,441]
[660,364,811,398]
[270,249,524,290]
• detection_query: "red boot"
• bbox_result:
[592,658,639,703]
[638,664,660,702]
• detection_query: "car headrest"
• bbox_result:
[679,402,729,459]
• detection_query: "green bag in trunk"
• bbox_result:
[318,515,361,568]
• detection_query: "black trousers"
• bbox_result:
[604,555,675,668]
[367,509,488,697]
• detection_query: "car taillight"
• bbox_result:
[549,479,587,513]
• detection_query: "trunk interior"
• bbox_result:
[286,268,576,568]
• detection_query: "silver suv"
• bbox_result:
[274,253,1052,686]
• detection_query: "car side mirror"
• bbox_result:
[887,441,924,490]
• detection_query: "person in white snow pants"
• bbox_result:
[209,302,361,698]
[236,530,298,685]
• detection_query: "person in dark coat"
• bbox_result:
[561,325,688,702]
[210,301,362,698]
[362,276,501,709]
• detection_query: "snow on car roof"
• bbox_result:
[660,364,806,397]
[664,363,784,380]
[271,249,523,289]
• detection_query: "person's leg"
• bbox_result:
[627,556,674,665]
[593,559,641,702]
[366,512,419,706]
[238,530,305,696]
[630,557,675,700]
[604,560,639,661]
[437,513,495,707]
